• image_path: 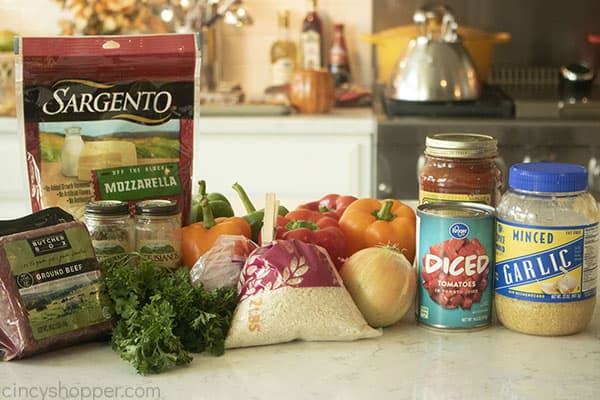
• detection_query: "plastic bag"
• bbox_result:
[190,235,257,291]
[225,239,381,348]
[16,34,199,221]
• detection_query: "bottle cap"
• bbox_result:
[508,162,588,193]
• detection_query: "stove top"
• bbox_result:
[382,83,600,120]
[383,85,514,118]
[502,84,600,119]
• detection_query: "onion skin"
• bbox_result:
[340,246,417,328]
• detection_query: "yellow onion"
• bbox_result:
[340,246,416,328]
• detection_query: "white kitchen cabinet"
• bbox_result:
[195,110,375,213]
[0,109,376,219]
[0,117,30,219]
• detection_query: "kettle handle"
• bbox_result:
[414,4,458,42]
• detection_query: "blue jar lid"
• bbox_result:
[508,162,588,193]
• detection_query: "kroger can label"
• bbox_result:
[416,202,495,330]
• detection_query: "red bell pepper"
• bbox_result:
[275,209,347,269]
[296,194,358,220]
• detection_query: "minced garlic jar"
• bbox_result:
[495,162,599,335]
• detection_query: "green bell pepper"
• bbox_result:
[232,182,289,243]
[188,180,234,224]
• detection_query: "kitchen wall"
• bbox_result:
[0,0,65,35]
[218,0,373,96]
[0,0,374,98]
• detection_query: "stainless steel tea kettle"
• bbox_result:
[386,5,481,102]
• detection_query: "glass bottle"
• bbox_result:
[61,126,84,177]
[329,23,351,87]
[134,199,182,269]
[300,0,323,70]
[270,10,297,86]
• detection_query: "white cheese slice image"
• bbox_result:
[77,141,138,181]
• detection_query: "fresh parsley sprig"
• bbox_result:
[101,254,238,374]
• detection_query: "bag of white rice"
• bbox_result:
[225,239,381,348]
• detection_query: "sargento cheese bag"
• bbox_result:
[15,34,200,221]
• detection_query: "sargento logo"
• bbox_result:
[41,79,175,125]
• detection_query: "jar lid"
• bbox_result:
[509,162,588,193]
[85,200,129,216]
[425,133,497,158]
[135,199,179,216]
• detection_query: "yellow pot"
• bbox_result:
[361,25,511,83]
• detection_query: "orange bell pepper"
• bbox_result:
[181,197,251,268]
[338,198,416,263]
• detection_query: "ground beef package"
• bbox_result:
[0,208,113,360]
[15,34,200,220]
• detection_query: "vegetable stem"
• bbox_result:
[232,182,257,213]
[201,196,217,229]
[286,220,320,231]
[374,200,395,221]
[318,205,334,213]
[198,180,207,197]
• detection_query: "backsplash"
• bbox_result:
[217,0,373,97]
[0,0,373,98]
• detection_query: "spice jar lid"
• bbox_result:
[85,200,129,216]
[425,133,497,158]
[509,162,588,193]
[135,199,179,216]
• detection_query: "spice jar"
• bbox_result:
[134,199,182,269]
[419,133,502,206]
[84,200,132,261]
[495,162,599,335]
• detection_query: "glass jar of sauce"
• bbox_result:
[134,199,182,269]
[419,133,502,206]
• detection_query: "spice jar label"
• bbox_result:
[91,239,129,261]
[138,239,181,269]
[495,220,599,302]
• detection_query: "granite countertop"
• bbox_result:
[196,107,376,136]
[1,305,599,400]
